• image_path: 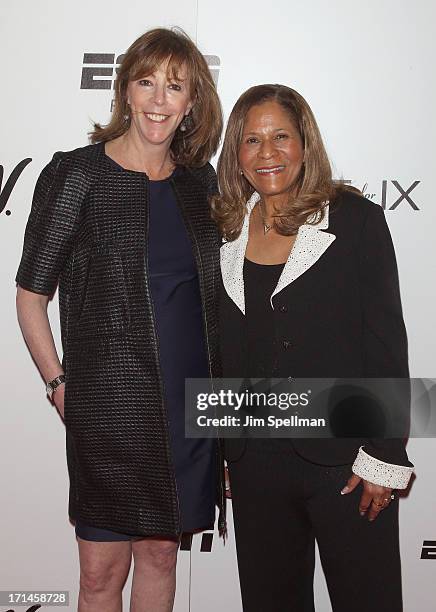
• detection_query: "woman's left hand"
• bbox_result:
[224,466,232,499]
[341,474,394,521]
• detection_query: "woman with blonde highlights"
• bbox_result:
[16,27,224,612]
[214,85,335,240]
[215,84,412,611]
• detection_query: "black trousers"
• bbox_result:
[227,440,403,612]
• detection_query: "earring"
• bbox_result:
[239,169,244,175]
[179,114,193,133]
[123,99,131,121]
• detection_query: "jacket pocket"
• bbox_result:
[73,246,130,338]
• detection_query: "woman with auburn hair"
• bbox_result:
[213,84,413,611]
[16,27,224,612]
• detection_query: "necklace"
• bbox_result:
[258,200,273,235]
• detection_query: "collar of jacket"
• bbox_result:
[220,191,336,314]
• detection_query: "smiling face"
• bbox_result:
[126,60,193,147]
[238,100,304,202]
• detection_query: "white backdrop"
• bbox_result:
[1,1,435,610]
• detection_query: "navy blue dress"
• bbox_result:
[75,171,216,541]
[147,174,216,533]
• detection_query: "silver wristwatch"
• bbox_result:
[46,374,66,399]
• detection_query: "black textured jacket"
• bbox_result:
[16,142,225,537]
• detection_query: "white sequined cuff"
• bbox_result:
[352,446,414,489]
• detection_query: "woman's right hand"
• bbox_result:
[53,383,65,420]
[16,287,65,420]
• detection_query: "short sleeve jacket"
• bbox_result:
[16,142,224,537]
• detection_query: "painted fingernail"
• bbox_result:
[341,486,349,495]
[360,511,365,516]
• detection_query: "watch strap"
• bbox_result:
[46,374,66,399]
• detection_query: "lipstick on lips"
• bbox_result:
[255,165,285,175]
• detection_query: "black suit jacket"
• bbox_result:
[220,190,412,469]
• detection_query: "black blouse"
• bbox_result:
[243,258,285,379]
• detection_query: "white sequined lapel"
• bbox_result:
[270,212,336,308]
[220,192,335,314]
[220,192,259,315]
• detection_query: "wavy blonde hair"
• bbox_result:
[212,84,341,240]
[90,28,222,168]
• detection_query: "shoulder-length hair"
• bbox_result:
[90,28,222,168]
[212,84,340,240]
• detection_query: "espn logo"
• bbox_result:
[421,541,436,559]
[80,53,220,90]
